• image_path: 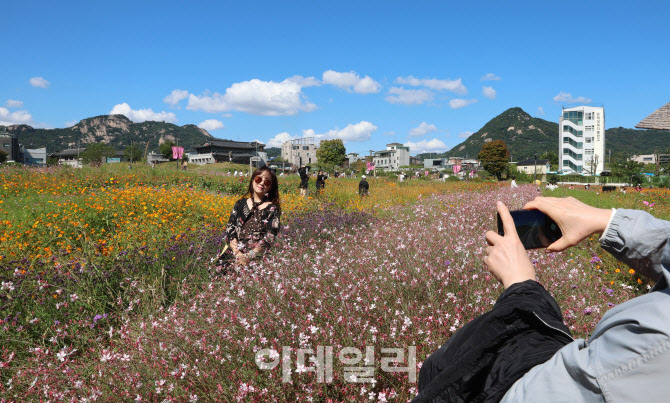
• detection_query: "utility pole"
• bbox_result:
[534,153,537,184]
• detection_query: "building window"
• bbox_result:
[585,112,594,120]
[585,137,593,144]
[563,111,583,125]
[563,125,583,137]
[3,143,9,148]
[585,125,594,131]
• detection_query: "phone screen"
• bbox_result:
[497,209,562,249]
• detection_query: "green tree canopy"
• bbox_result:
[316,139,346,166]
[478,140,510,180]
[0,149,7,163]
[81,143,115,165]
[612,160,644,186]
[124,145,144,163]
[159,140,175,160]
[540,151,559,169]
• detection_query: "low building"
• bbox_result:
[630,154,670,165]
[0,129,20,162]
[372,143,410,171]
[517,159,550,176]
[347,152,364,165]
[51,149,83,168]
[281,138,317,166]
[147,152,170,165]
[23,148,47,165]
[424,158,448,170]
[193,139,266,165]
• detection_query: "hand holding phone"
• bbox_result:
[497,209,563,250]
[485,202,537,288]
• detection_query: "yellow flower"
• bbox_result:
[629,269,635,274]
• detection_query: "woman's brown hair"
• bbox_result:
[247,166,281,213]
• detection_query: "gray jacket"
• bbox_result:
[502,209,670,402]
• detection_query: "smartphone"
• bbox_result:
[497,209,562,249]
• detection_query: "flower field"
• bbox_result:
[0,165,664,401]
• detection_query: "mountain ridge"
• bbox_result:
[418,107,670,161]
[1,115,214,153]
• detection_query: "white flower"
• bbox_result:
[1,281,14,292]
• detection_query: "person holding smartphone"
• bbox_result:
[414,197,670,402]
[219,166,282,270]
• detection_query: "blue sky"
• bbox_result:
[2,0,669,156]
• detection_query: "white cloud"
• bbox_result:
[409,122,438,137]
[481,73,501,81]
[395,76,467,94]
[322,70,381,94]
[403,138,448,154]
[187,78,317,116]
[459,131,474,138]
[110,103,178,123]
[267,131,300,148]
[0,107,32,126]
[482,86,496,99]
[537,107,545,116]
[449,99,478,109]
[286,75,321,87]
[163,89,189,106]
[553,92,592,104]
[29,77,50,88]
[385,87,433,105]
[197,119,225,131]
[5,100,24,108]
[315,121,378,142]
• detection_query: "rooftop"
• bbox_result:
[636,101,670,130]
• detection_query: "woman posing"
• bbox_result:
[220,167,282,270]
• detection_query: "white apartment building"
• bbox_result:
[559,106,605,175]
[372,143,410,170]
[281,137,317,166]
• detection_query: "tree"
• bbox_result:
[478,140,510,180]
[316,139,346,166]
[585,154,601,176]
[540,151,559,170]
[612,159,643,186]
[124,145,144,163]
[81,143,115,165]
[0,149,7,163]
[160,140,175,160]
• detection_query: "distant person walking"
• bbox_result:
[511,177,518,188]
[298,165,311,198]
[316,170,328,195]
[359,175,369,198]
[182,160,188,171]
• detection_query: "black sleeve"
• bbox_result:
[223,199,245,242]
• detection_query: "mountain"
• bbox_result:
[446,107,559,161]
[417,107,670,161]
[1,115,214,153]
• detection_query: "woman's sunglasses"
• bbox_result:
[253,176,272,187]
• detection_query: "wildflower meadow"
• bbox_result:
[0,164,664,401]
